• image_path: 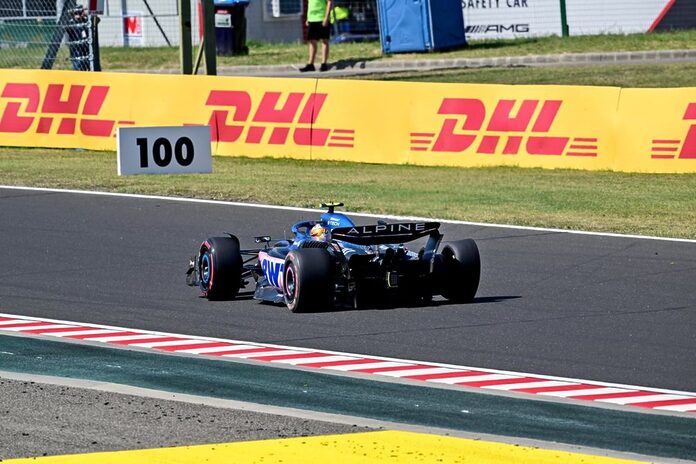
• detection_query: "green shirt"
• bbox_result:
[307,0,329,23]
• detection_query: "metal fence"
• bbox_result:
[2,0,694,70]
[97,0,182,48]
[0,0,98,70]
[331,0,379,43]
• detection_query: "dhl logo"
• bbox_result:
[0,83,132,137]
[205,90,354,147]
[651,103,696,160]
[411,98,597,157]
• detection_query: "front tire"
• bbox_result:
[199,236,243,300]
[439,239,480,303]
[283,248,334,313]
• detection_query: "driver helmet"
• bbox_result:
[310,223,327,241]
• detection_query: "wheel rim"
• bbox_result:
[200,252,212,286]
[285,264,297,303]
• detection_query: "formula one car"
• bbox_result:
[186,203,480,312]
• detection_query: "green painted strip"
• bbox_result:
[1,335,694,460]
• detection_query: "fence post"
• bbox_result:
[91,14,101,71]
[201,0,217,75]
[559,0,569,37]
[179,0,193,74]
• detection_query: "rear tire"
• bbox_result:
[199,236,243,300]
[283,248,334,313]
[439,239,480,303]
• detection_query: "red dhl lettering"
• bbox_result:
[411,98,597,157]
[651,102,696,160]
[205,90,354,148]
[679,103,696,159]
[0,83,120,137]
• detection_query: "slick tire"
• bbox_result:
[283,248,334,313]
[439,239,480,303]
[199,236,243,300]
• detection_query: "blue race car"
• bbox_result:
[187,203,480,312]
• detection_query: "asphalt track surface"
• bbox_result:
[2,187,696,460]
[1,187,695,392]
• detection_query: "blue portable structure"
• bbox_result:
[213,0,249,5]
[377,0,466,54]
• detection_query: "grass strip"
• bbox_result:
[354,62,696,88]
[1,148,694,239]
[65,30,696,70]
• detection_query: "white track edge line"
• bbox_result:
[2,185,694,243]
[2,312,695,398]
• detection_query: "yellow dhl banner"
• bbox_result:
[0,69,694,173]
[313,79,618,170]
[615,88,696,173]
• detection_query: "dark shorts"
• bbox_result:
[307,21,330,41]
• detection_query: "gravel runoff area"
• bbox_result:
[0,375,374,460]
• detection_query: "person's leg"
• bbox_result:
[318,22,330,71]
[320,38,329,65]
[300,39,318,72]
[308,39,317,65]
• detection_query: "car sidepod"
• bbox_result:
[254,250,286,304]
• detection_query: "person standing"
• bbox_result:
[66,4,91,71]
[300,0,333,72]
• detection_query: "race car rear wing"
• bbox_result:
[331,222,441,246]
